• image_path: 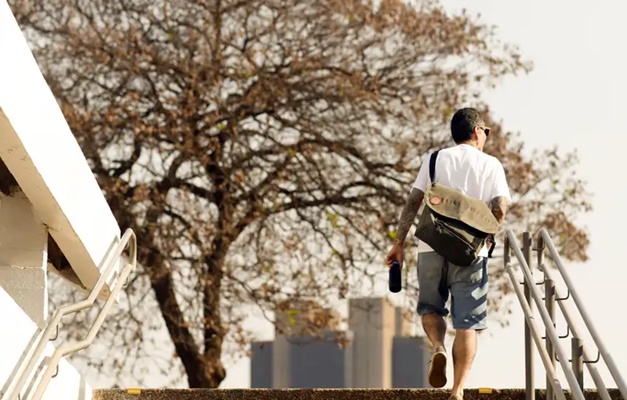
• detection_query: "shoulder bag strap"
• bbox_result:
[429,150,440,185]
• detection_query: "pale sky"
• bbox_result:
[218,0,627,390]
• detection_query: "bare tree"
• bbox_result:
[9,0,591,388]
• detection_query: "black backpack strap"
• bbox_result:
[429,150,440,184]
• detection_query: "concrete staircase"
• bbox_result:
[92,389,624,400]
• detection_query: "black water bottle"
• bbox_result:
[389,260,402,293]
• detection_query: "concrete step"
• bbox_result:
[92,388,624,400]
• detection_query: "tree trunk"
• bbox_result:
[148,246,217,387]
[202,251,226,388]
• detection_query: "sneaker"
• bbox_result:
[428,347,447,388]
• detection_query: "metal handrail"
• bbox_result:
[538,228,627,399]
[505,230,586,400]
[539,255,611,400]
[1,228,137,400]
[505,228,627,400]
[505,264,567,400]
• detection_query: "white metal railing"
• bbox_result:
[1,228,137,400]
[504,229,627,400]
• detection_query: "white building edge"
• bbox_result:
[0,1,136,399]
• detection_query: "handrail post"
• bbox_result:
[545,278,556,400]
[572,338,584,391]
[523,232,535,400]
[539,235,555,400]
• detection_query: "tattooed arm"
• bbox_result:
[386,188,424,267]
[395,188,425,244]
[490,196,509,225]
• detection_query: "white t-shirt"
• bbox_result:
[412,144,511,256]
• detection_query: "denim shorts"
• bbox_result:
[416,251,489,330]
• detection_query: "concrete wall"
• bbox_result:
[348,298,395,388]
[0,193,48,327]
[253,299,428,389]
[286,332,348,388]
[271,331,351,389]
[394,307,413,337]
[250,341,273,388]
[0,286,92,400]
[0,193,91,399]
[392,336,429,388]
[0,0,121,294]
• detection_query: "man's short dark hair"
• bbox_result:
[450,108,484,143]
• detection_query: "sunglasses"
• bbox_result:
[478,126,490,136]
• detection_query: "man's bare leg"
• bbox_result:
[451,329,478,397]
[422,313,448,387]
[422,313,446,349]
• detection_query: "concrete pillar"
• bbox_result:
[343,331,354,388]
[272,334,291,388]
[348,297,395,388]
[0,192,48,327]
[395,306,413,337]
